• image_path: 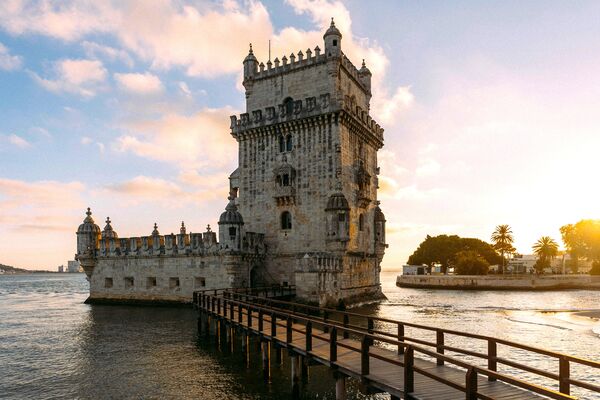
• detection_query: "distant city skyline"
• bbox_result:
[1,1,599,269]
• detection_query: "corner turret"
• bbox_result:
[76,207,100,278]
[218,196,244,251]
[323,18,342,57]
[358,59,372,94]
[243,43,258,89]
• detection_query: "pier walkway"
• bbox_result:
[193,288,600,399]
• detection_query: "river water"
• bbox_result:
[0,272,598,399]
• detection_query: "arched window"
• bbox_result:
[279,135,285,152]
[283,97,294,115]
[228,227,236,239]
[281,211,292,230]
[359,213,364,231]
[285,134,293,151]
[282,174,290,186]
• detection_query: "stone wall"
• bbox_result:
[396,274,600,290]
[88,254,252,304]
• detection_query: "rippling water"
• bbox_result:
[0,272,599,399]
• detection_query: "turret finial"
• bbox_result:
[180,221,186,234]
[106,217,111,225]
[362,59,366,68]
[152,222,159,236]
[206,224,212,232]
[248,43,253,54]
[86,207,91,217]
[331,17,335,27]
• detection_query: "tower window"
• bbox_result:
[359,214,364,231]
[104,278,113,288]
[146,277,157,288]
[169,277,180,289]
[281,211,292,230]
[283,97,294,115]
[333,39,337,47]
[279,135,285,152]
[282,174,290,186]
[286,134,293,151]
[228,226,236,239]
[124,277,134,288]
[195,277,206,288]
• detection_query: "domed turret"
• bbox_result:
[76,208,101,278]
[77,208,101,255]
[323,18,342,57]
[325,193,349,242]
[358,59,372,93]
[218,196,244,250]
[101,217,118,239]
[374,205,386,247]
[243,43,259,83]
[325,192,350,211]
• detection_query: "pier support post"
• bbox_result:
[261,341,270,381]
[272,342,282,366]
[290,353,300,398]
[301,356,308,383]
[334,372,347,400]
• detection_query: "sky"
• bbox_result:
[0,0,599,270]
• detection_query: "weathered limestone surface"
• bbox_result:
[76,20,387,306]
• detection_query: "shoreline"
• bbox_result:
[397,274,600,291]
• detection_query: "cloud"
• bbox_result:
[100,173,227,207]
[415,158,441,177]
[30,58,107,97]
[5,133,30,148]
[114,106,237,169]
[114,72,163,94]
[80,136,93,145]
[82,40,134,67]
[0,42,22,70]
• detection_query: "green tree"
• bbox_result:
[560,223,584,273]
[491,224,515,274]
[532,236,559,274]
[407,235,501,273]
[454,250,490,275]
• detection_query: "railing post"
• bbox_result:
[361,335,370,376]
[559,356,570,395]
[217,297,221,316]
[230,301,234,321]
[343,314,349,339]
[306,321,312,352]
[223,299,227,318]
[248,305,253,328]
[286,317,292,344]
[398,323,405,355]
[238,302,242,323]
[330,327,337,362]
[465,367,478,400]
[436,329,444,366]
[404,345,414,394]
[258,309,264,333]
[323,311,329,333]
[271,312,277,337]
[488,339,497,381]
[367,318,374,345]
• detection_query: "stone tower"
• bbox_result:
[229,19,387,305]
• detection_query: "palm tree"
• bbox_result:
[491,225,515,273]
[532,236,559,274]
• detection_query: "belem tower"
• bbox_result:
[76,20,388,307]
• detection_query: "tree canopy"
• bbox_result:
[407,234,501,273]
[454,250,490,275]
[560,220,600,275]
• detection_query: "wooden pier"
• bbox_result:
[193,287,600,399]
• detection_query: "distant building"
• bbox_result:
[67,260,80,273]
[58,265,64,273]
[507,254,536,274]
